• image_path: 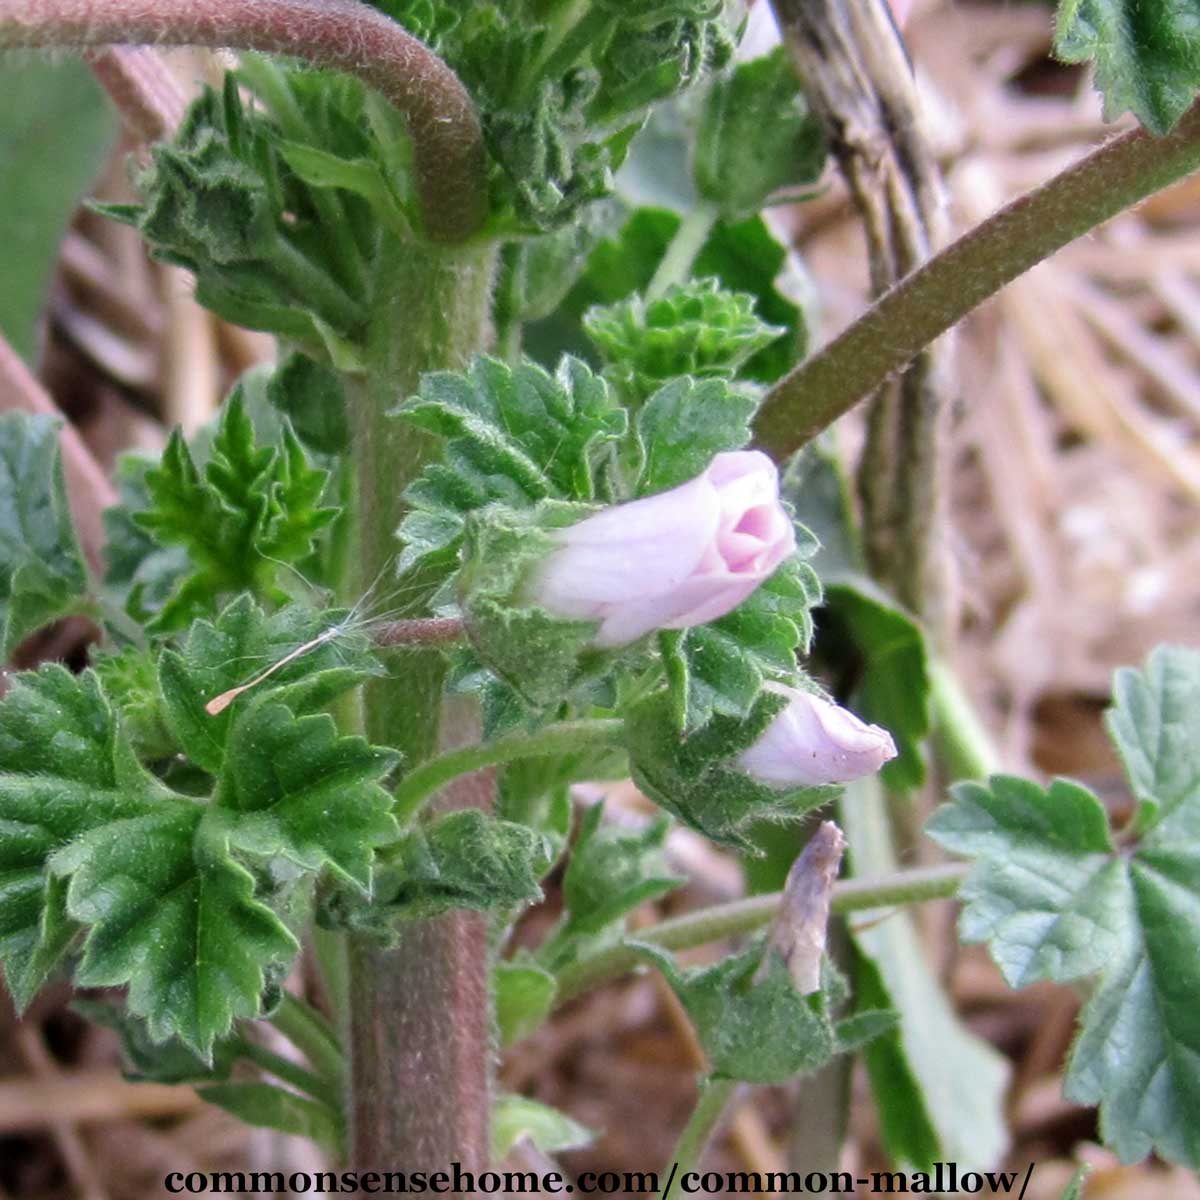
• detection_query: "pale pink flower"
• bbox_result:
[738,682,897,787]
[533,450,795,647]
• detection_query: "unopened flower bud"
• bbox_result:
[737,683,897,787]
[531,450,795,647]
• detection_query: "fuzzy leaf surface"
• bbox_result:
[0,414,90,657]
[1055,0,1200,134]
[394,356,625,575]
[0,667,153,1009]
[928,646,1200,1167]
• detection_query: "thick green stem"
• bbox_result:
[753,99,1200,458]
[344,236,497,1176]
[392,719,626,824]
[660,1076,738,1198]
[554,862,967,1004]
[928,659,1000,782]
[268,993,344,1088]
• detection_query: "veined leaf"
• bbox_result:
[0,666,154,1009]
[1055,0,1200,134]
[0,413,90,657]
[927,645,1200,1167]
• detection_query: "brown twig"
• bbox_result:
[0,0,487,240]
[769,0,953,635]
[0,332,116,577]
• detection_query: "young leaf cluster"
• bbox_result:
[927,645,1200,1167]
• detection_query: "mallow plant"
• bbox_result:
[0,0,1198,1187]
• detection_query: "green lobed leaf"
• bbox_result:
[586,280,784,406]
[216,701,399,893]
[90,646,178,762]
[0,413,90,657]
[1055,0,1200,135]
[1105,642,1200,830]
[928,646,1200,1167]
[632,375,758,491]
[55,804,300,1059]
[626,687,839,851]
[158,594,380,777]
[0,666,155,1010]
[135,389,338,630]
[394,356,626,577]
[266,351,351,457]
[693,47,826,222]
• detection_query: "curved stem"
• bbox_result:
[659,1076,738,1198]
[392,718,626,824]
[752,99,1200,458]
[0,0,487,241]
[373,617,465,648]
[645,202,720,301]
[554,862,967,1004]
[267,993,344,1087]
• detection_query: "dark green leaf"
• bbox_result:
[266,351,350,456]
[1055,0,1200,134]
[217,701,399,892]
[0,59,115,360]
[693,48,826,221]
[158,595,380,776]
[56,804,299,1058]
[0,666,155,1009]
[0,413,90,657]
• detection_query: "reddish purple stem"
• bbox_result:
[0,0,487,241]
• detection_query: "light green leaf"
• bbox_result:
[0,59,115,360]
[1055,0,1200,134]
[587,281,783,408]
[495,956,558,1047]
[492,1094,595,1162]
[1106,643,1200,830]
[843,776,1010,1172]
[0,413,90,657]
[135,389,337,630]
[0,666,155,1010]
[927,648,1200,1166]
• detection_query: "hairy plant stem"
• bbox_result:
[752,97,1200,458]
[392,719,626,824]
[0,0,486,240]
[659,1076,738,1198]
[553,862,967,1005]
[343,234,497,1177]
[928,659,1000,782]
